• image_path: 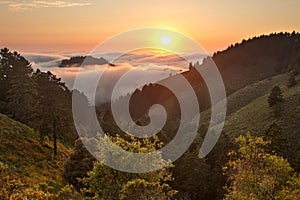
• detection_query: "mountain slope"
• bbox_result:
[217,72,300,170]
[0,114,72,187]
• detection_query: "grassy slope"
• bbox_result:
[199,72,300,154]
[224,73,300,139]
[0,114,72,187]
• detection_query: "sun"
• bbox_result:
[160,36,171,45]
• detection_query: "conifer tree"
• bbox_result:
[264,122,287,156]
[287,73,297,87]
[268,86,283,107]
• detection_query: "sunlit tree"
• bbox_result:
[223,133,300,200]
[83,134,176,200]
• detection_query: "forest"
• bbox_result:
[1,32,300,199]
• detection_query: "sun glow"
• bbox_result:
[160,36,171,45]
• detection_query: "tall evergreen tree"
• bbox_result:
[268,86,283,107]
[0,48,14,101]
[264,122,288,157]
[63,139,96,191]
[287,73,297,87]
[0,48,38,125]
[34,69,73,158]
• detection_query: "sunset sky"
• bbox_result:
[1,0,300,54]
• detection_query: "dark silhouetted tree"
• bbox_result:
[264,122,287,156]
[287,73,297,87]
[34,69,73,158]
[63,139,96,191]
[189,62,194,69]
[268,86,283,107]
[0,48,38,125]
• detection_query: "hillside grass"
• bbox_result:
[224,73,300,138]
[198,72,300,157]
[0,114,72,188]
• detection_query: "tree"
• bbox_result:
[223,133,300,200]
[63,139,96,191]
[0,48,38,125]
[287,73,297,87]
[34,69,73,158]
[264,122,287,156]
[83,134,176,200]
[189,62,194,69]
[0,48,15,101]
[171,150,212,200]
[268,86,283,107]
[6,57,38,125]
[119,178,175,200]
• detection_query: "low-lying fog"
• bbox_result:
[23,50,205,105]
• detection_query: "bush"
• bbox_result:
[0,101,8,114]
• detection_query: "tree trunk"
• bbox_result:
[53,120,57,158]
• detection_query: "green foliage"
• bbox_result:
[63,139,96,191]
[268,86,283,107]
[83,134,176,200]
[119,178,176,200]
[0,48,75,158]
[0,48,31,101]
[171,150,212,200]
[0,161,55,200]
[34,69,74,157]
[0,101,8,114]
[0,48,38,125]
[55,184,85,200]
[223,133,300,200]
[276,175,300,200]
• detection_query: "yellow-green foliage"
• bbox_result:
[120,178,177,200]
[83,134,176,200]
[0,114,72,198]
[223,133,300,200]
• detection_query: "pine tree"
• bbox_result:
[7,64,38,125]
[34,69,73,158]
[0,48,38,125]
[0,48,13,101]
[287,73,297,87]
[268,86,283,107]
[63,139,96,191]
[264,122,287,156]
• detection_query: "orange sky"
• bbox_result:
[0,0,300,54]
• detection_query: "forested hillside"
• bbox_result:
[1,32,300,199]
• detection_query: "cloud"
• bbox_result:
[24,49,204,104]
[0,0,91,11]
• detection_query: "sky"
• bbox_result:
[0,0,300,54]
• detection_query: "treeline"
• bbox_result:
[0,48,79,157]
[61,131,300,199]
